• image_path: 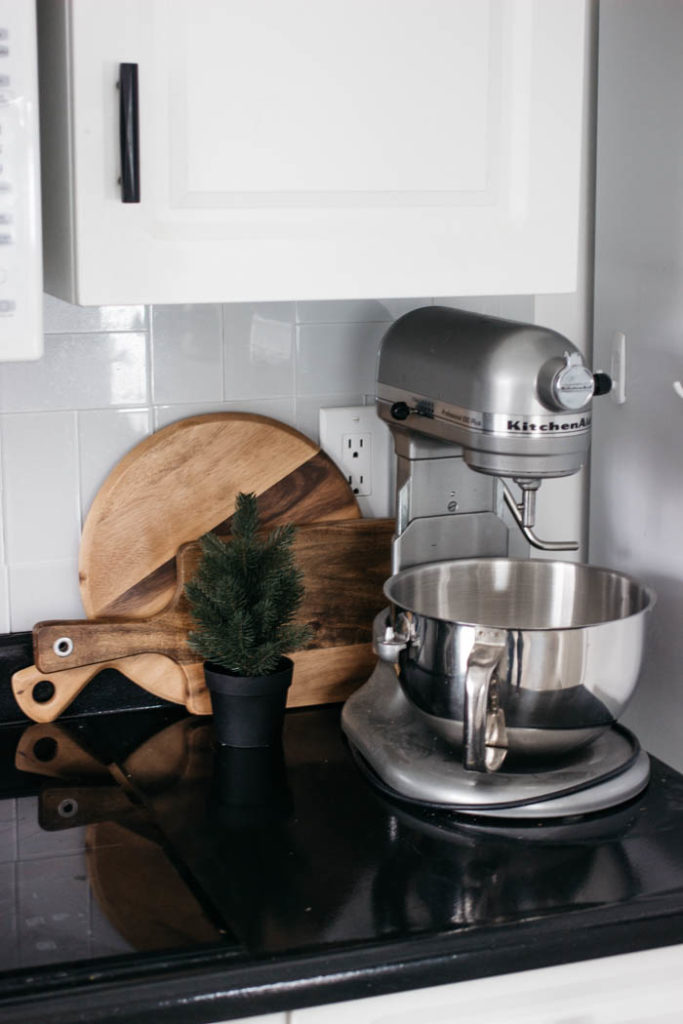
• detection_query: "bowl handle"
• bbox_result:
[374,612,413,664]
[465,629,509,773]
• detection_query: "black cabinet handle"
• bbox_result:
[119,63,140,203]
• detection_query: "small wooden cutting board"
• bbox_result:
[20,519,394,722]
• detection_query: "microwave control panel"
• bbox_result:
[0,0,42,361]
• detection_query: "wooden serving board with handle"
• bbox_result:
[12,412,365,722]
[21,519,394,722]
[12,655,190,725]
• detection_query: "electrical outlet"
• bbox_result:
[341,432,372,496]
[319,405,394,518]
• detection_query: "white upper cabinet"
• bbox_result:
[38,0,587,305]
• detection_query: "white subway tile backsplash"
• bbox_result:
[18,854,90,965]
[0,566,9,633]
[0,334,148,413]
[0,800,16,863]
[151,305,223,404]
[1,413,80,566]
[223,397,296,428]
[223,303,295,399]
[78,408,152,522]
[296,321,387,397]
[43,294,147,334]
[296,298,428,323]
[153,401,231,430]
[0,863,18,970]
[154,397,296,433]
[295,393,365,444]
[9,560,84,632]
[0,797,16,823]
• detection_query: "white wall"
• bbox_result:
[590,0,683,770]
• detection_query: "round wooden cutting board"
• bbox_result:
[79,413,360,619]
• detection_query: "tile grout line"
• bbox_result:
[72,408,84,537]
[219,304,227,402]
[0,409,11,628]
[292,314,299,429]
[146,306,157,424]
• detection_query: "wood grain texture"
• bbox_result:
[15,723,111,780]
[288,645,378,706]
[35,520,394,672]
[84,719,222,950]
[11,654,189,724]
[86,822,222,950]
[80,414,360,619]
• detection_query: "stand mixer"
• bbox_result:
[342,306,654,820]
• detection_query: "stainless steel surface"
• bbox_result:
[384,558,652,628]
[537,351,596,412]
[341,663,651,818]
[376,306,593,480]
[415,706,604,756]
[379,307,593,559]
[392,512,509,573]
[394,443,497,524]
[464,628,508,771]
[502,480,579,552]
[380,559,655,770]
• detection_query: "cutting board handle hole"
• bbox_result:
[53,637,74,657]
[32,680,56,705]
[32,736,58,761]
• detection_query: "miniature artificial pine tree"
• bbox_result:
[185,492,312,677]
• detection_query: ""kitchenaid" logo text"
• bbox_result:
[507,417,590,432]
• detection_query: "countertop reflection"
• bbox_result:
[3,702,683,997]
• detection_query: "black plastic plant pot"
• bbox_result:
[204,656,294,748]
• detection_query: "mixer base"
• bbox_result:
[341,664,651,820]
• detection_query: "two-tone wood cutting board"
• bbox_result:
[13,414,393,722]
[79,412,360,617]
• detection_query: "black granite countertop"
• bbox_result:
[1,634,683,1024]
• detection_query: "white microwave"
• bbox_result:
[0,0,42,361]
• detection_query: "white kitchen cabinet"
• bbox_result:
[37,0,587,306]
[290,944,683,1024]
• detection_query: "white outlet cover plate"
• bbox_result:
[319,404,394,518]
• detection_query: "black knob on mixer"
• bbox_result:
[592,372,613,396]
[390,401,411,421]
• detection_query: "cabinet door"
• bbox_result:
[39,0,587,305]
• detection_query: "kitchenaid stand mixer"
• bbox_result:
[342,307,654,819]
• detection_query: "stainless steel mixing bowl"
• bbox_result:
[378,558,655,773]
